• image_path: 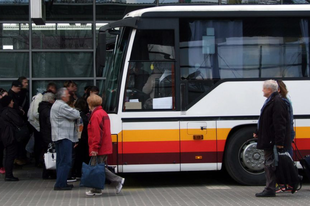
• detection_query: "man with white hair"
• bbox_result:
[254,80,291,197]
[50,87,80,190]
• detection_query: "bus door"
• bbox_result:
[121,18,180,172]
[180,121,217,171]
[121,120,180,172]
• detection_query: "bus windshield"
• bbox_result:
[103,27,131,112]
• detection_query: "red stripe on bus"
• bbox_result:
[181,140,217,152]
[122,141,180,154]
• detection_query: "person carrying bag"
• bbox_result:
[80,157,106,191]
[84,94,125,196]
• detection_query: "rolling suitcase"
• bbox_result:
[294,141,310,180]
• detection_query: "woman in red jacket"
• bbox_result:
[86,94,125,196]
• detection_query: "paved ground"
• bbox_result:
[0,165,310,206]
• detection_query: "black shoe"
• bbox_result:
[291,183,299,194]
[255,190,275,197]
[5,177,19,181]
[54,186,72,191]
[67,184,74,188]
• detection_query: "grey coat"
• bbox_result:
[50,100,80,143]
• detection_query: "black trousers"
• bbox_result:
[264,149,276,193]
[5,142,18,178]
[0,141,4,168]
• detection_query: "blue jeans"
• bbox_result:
[55,139,72,188]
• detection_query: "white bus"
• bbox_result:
[97,5,310,185]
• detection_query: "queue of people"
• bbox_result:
[0,79,124,196]
[0,77,297,197]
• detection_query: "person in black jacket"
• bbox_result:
[38,92,55,179]
[0,88,8,174]
[0,96,26,181]
[254,79,291,197]
[71,98,90,178]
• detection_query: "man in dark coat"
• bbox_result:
[38,92,55,179]
[254,79,291,197]
[8,80,23,116]
[0,96,25,181]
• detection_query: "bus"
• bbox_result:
[97,5,310,185]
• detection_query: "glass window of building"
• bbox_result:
[0,52,29,78]
[45,0,93,21]
[0,0,29,21]
[32,52,93,78]
[0,23,29,50]
[32,23,93,49]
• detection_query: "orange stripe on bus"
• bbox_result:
[295,127,310,139]
[123,129,179,142]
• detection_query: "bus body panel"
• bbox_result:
[102,5,310,184]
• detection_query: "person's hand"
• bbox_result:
[90,151,98,156]
[277,145,284,153]
[253,133,258,138]
[74,143,78,148]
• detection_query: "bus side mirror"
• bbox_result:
[97,32,106,68]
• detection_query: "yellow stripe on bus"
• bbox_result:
[122,129,179,142]
[111,126,309,143]
[295,127,310,139]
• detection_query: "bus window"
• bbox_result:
[180,17,310,108]
[124,29,175,111]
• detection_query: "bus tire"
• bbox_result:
[224,127,265,186]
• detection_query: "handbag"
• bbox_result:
[12,123,30,143]
[80,157,106,189]
[44,152,56,170]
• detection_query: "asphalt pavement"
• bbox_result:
[0,165,310,206]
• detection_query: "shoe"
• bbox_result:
[116,178,125,194]
[284,185,294,193]
[0,167,5,174]
[86,190,102,196]
[291,183,299,194]
[67,177,77,183]
[276,185,286,193]
[14,159,27,166]
[5,177,19,181]
[67,184,74,188]
[54,186,72,190]
[255,190,275,197]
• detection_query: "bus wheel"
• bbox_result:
[224,127,265,185]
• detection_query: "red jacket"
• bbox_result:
[88,106,112,156]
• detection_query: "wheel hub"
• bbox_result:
[241,142,265,172]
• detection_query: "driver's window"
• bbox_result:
[124,61,175,111]
[123,29,175,111]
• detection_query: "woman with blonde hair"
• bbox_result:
[86,94,125,196]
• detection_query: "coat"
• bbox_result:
[28,93,43,132]
[88,106,112,156]
[0,107,25,147]
[257,92,291,150]
[38,101,53,146]
[50,100,80,143]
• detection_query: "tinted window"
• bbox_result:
[179,18,310,108]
